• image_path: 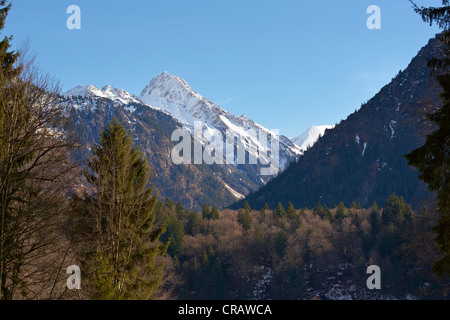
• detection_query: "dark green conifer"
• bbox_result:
[81,118,168,299]
[408,0,450,276]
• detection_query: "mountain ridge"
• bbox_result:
[233,35,443,210]
[291,125,335,152]
[139,71,303,175]
[63,72,325,209]
[65,71,306,186]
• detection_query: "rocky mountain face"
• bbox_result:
[62,73,305,209]
[139,71,302,182]
[62,92,261,210]
[235,36,444,210]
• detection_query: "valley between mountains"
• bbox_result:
[64,36,441,212]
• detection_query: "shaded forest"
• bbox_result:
[157,196,449,300]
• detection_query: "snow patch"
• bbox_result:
[223,182,245,200]
[389,120,397,139]
[64,84,145,106]
[291,125,334,151]
[362,142,367,156]
[139,71,302,172]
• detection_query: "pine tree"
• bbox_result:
[313,201,331,220]
[79,118,168,299]
[407,0,450,276]
[299,208,306,217]
[382,193,409,226]
[260,203,270,218]
[237,208,252,232]
[313,201,323,217]
[186,210,202,236]
[175,201,185,219]
[0,1,19,80]
[275,230,288,257]
[335,202,346,223]
[211,205,220,220]
[322,204,332,221]
[202,202,211,220]
[409,1,450,31]
[243,201,251,213]
[287,201,297,219]
[274,202,286,218]
[163,210,184,258]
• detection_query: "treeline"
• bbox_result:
[231,125,429,212]
[158,196,449,299]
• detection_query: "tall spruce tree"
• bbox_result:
[287,201,297,219]
[237,208,252,232]
[407,0,450,276]
[186,210,202,236]
[210,204,219,220]
[382,193,408,226]
[274,202,286,218]
[175,201,185,219]
[79,118,168,299]
[202,202,211,220]
[335,202,346,223]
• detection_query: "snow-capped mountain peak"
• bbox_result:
[291,125,335,151]
[139,71,221,124]
[140,71,202,102]
[64,85,98,98]
[64,84,144,105]
[139,72,303,175]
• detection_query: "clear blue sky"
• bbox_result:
[4,0,441,138]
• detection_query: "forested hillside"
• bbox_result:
[157,197,448,299]
[64,95,259,210]
[234,36,445,210]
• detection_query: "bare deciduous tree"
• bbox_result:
[0,39,78,299]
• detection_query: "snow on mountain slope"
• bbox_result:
[64,84,144,106]
[139,71,302,172]
[64,71,303,186]
[62,72,305,203]
[291,125,335,151]
[139,71,223,125]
